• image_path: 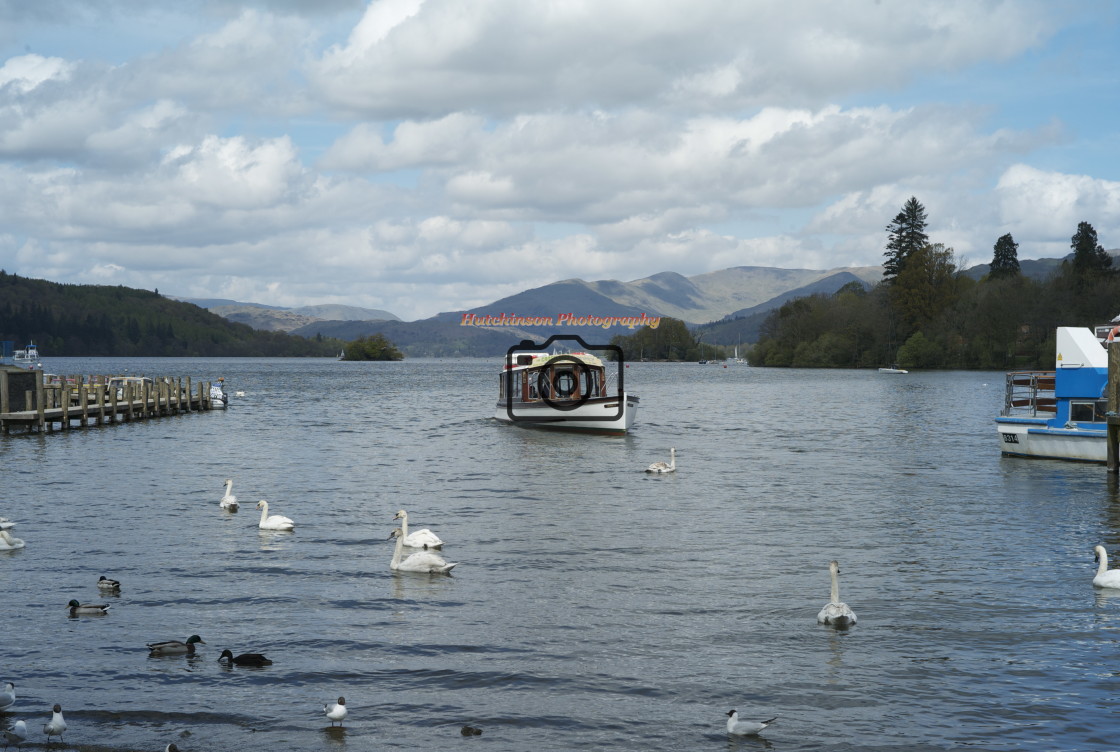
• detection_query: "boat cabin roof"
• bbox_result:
[504,351,605,372]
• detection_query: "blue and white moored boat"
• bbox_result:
[996,326,1108,462]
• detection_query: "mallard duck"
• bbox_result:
[726,710,777,736]
[218,649,272,666]
[393,509,444,549]
[324,697,347,727]
[43,704,65,743]
[97,575,121,592]
[147,635,205,655]
[67,599,110,616]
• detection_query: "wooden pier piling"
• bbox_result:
[0,368,220,434]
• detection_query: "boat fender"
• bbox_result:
[1108,326,1120,343]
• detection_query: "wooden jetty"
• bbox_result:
[0,367,220,434]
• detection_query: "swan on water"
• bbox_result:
[43,704,65,743]
[645,448,676,474]
[388,528,457,574]
[325,697,347,727]
[1093,545,1120,588]
[218,649,272,666]
[817,560,857,627]
[726,710,777,736]
[67,599,110,616]
[97,575,121,592]
[220,479,239,512]
[0,530,24,550]
[255,500,294,531]
[3,719,26,748]
[393,509,444,549]
[0,517,13,529]
[0,682,14,710]
[147,635,205,655]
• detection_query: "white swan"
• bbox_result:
[389,528,456,574]
[0,530,25,550]
[817,560,857,627]
[1093,545,1120,588]
[393,509,444,549]
[0,682,14,710]
[43,704,65,743]
[645,448,676,474]
[255,500,294,531]
[324,696,347,727]
[726,710,777,736]
[0,516,14,529]
[220,479,239,512]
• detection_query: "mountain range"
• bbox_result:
[182,254,1099,355]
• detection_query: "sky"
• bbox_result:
[0,0,1118,322]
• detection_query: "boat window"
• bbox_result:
[554,370,576,398]
[1070,400,1108,422]
[498,374,505,399]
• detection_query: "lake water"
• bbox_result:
[2,357,1120,751]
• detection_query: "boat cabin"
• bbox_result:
[499,352,609,404]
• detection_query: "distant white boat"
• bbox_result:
[878,364,908,374]
[12,342,39,364]
[209,378,228,409]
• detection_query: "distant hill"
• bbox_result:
[173,297,400,332]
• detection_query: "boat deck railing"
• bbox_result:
[1003,370,1057,416]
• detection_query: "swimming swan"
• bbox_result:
[817,560,857,627]
[43,704,65,743]
[220,479,239,511]
[0,530,24,550]
[645,448,676,474]
[393,509,444,549]
[389,528,457,574]
[1093,545,1120,588]
[325,697,347,727]
[726,710,777,736]
[255,500,294,531]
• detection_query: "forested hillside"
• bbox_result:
[0,272,343,357]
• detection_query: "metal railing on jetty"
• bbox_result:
[0,368,220,434]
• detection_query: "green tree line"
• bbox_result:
[746,199,1117,370]
[608,317,726,361]
[0,272,352,357]
[340,334,404,361]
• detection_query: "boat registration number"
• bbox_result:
[1001,433,1019,444]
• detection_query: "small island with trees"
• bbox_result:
[339,334,404,361]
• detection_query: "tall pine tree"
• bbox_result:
[883,197,929,283]
[1070,221,1112,275]
[989,233,1020,279]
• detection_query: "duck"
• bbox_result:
[43,704,65,743]
[389,528,457,574]
[645,447,676,474]
[67,599,110,616]
[147,635,205,655]
[0,682,14,710]
[255,500,294,531]
[3,719,26,748]
[726,709,777,736]
[393,509,444,549]
[97,575,121,592]
[218,649,272,666]
[460,725,483,736]
[220,479,239,512]
[817,560,857,627]
[0,517,14,529]
[0,530,24,550]
[166,744,180,752]
[324,697,347,727]
[1094,545,1120,588]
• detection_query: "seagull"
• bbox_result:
[3,719,26,749]
[726,709,777,736]
[325,697,347,727]
[645,448,676,474]
[0,682,14,711]
[43,704,65,744]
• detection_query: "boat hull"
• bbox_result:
[494,395,638,434]
[996,418,1106,462]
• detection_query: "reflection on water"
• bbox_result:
[3,360,1120,750]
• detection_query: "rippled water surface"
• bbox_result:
[4,357,1120,751]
